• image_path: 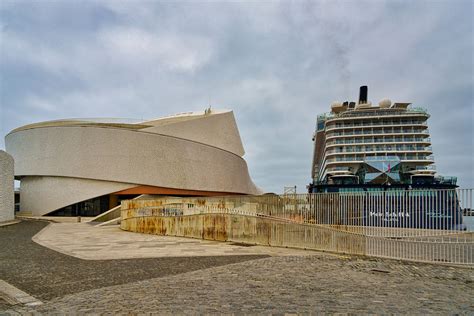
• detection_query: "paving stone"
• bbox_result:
[0,220,267,303]
[33,222,310,259]
[21,253,473,314]
[2,220,474,314]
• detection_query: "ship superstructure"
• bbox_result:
[309,86,456,192]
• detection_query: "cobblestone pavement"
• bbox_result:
[0,298,11,312]
[15,255,474,314]
[2,220,474,314]
[0,221,266,301]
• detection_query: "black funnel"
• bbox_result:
[359,86,368,104]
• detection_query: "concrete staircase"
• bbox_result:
[91,194,150,223]
[16,211,33,217]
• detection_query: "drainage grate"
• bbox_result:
[230,242,256,247]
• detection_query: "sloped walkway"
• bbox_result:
[33,222,311,260]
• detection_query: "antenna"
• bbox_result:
[205,94,212,115]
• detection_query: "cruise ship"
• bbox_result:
[308,86,464,229]
[309,85,457,192]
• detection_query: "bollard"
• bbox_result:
[77,216,81,223]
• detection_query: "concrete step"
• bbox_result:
[91,194,145,223]
[16,211,32,217]
[96,217,121,227]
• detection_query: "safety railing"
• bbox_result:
[325,121,428,131]
[329,137,431,146]
[121,188,474,265]
[327,128,429,138]
[327,145,432,155]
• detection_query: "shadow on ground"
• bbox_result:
[0,220,268,301]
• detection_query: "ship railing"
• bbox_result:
[323,109,429,121]
[326,121,428,131]
[435,176,458,185]
[327,145,433,154]
[329,129,430,137]
[414,165,437,171]
[330,137,430,146]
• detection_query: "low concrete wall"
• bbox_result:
[121,213,367,256]
[0,150,14,222]
[120,197,474,265]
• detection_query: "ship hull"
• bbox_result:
[308,184,465,230]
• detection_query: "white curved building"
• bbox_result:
[5,109,261,216]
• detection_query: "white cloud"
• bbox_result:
[24,95,56,112]
[1,32,66,75]
[98,27,214,73]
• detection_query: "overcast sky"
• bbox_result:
[0,0,472,192]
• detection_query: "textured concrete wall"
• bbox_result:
[142,110,245,157]
[6,126,260,194]
[5,110,261,216]
[20,177,135,216]
[0,150,14,222]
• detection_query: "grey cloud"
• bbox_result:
[0,0,472,192]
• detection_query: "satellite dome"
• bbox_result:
[379,98,392,108]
